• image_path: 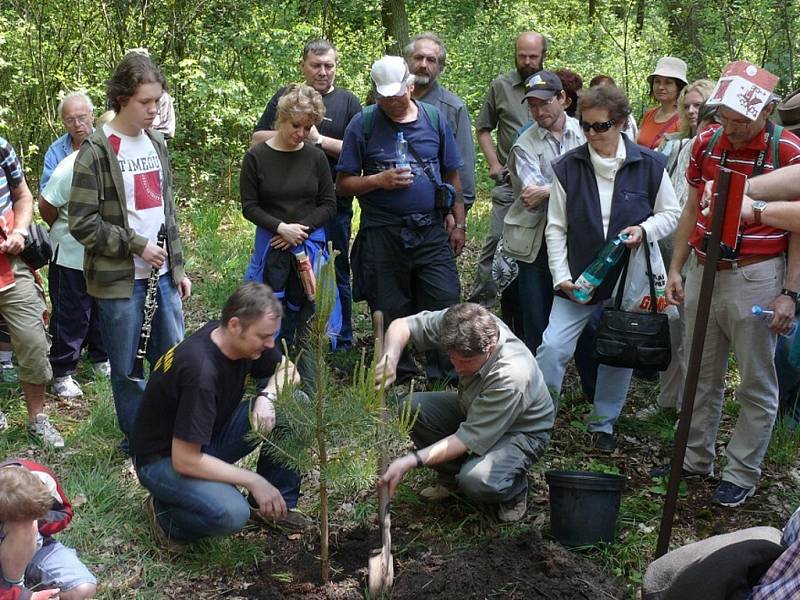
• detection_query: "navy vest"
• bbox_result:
[551,135,667,303]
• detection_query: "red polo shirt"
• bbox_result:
[687,124,800,256]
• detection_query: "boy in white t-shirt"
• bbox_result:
[69,53,191,447]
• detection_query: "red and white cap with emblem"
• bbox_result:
[707,61,779,121]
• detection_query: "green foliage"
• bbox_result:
[2,1,798,200]
[648,476,689,497]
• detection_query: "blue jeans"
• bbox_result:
[325,200,353,349]
[536,296,633,433]
[97,274,185,438]
[134,399,301,541]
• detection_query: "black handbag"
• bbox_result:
[593,234,671,371]
[19,222,53,270]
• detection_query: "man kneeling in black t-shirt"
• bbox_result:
[130,281,307,545]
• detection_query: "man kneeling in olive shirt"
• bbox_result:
[377,302,554,521]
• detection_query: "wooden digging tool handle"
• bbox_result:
[372,311,392,554]
[655,168,732,557]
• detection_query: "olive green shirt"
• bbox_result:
[475,70,531,167]
[406,310,554,456]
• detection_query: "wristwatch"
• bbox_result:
[780,288,800,303]
[259,390,277,402]
[454,223,467,230]
[12,228,28,239]
[752,200,767,226]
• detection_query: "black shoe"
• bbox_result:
[594,432,618,453]
[711,481,755,507]
[650,463,713,479]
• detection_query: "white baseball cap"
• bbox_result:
[371,56,411,98]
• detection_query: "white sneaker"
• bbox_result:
[91,361,111,378]
[29,414,65,448]
[52,375,83,399]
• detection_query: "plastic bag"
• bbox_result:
[491,239,519,294]
[617,240,679,320]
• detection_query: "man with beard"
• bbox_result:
[251,39,361,350]
[405,32,476,212]
[470,31,546,320]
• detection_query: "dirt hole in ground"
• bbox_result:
[235,526,628,599]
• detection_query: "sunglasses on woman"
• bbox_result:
[580,119,616,133]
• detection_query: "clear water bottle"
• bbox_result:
[752,305,798,337]
[395,132,410,170]
[573,233,630,303]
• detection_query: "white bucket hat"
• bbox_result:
[371,56,412,98]
[647,57,688,86]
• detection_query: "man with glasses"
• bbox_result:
[469,31,545,311]
[41,93,95,191]
[336,56,464,383]
[664,63,800,507]
[405,32,476,213]
[251,39,361,350]
[39,102,110,401]
[502,71,598,400]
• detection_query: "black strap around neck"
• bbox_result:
[719,120,774,177]
[379,105,442,187]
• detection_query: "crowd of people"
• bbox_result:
[2,29,800,599]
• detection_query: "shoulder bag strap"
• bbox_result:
[641,229,659,314]
[613,246,632,309]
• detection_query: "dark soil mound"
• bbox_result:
[238,527,628,599]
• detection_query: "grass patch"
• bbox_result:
[766,416,800,470]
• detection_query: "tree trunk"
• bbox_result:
[635,0,645,35]
[381,0,409,55]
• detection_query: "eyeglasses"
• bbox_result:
[715,113,751,127]
[580,119,616,133]
[63,114,91,126]
[528,96,557,110]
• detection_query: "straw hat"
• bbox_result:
[647,57,688,86]
[777,88,800,132]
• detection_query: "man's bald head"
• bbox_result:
[515,31,547,80]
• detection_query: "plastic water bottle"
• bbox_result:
[752,305,798,337]
[294,250,316,301]
[395,132,410,170]
[573,233,630,303]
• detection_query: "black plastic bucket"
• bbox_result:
[545,470,626,547]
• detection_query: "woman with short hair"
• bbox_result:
[637,57,688,149]
[240,83,337,348]
[536,84,681,451]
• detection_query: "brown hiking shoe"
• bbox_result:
[143,495,188,552]
[497,491,528,522]
[420,484,454,501]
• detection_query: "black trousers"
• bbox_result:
[48,262,107,377]
[352,223,460,381]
